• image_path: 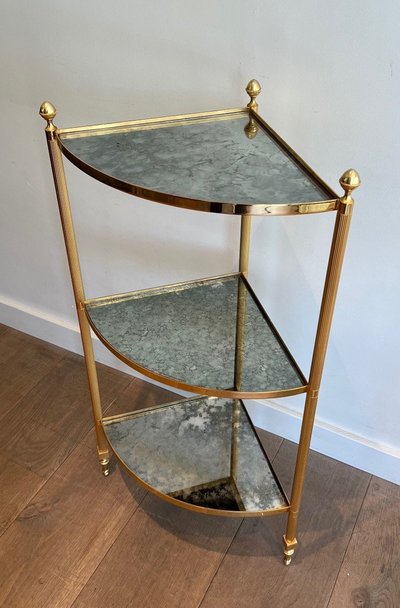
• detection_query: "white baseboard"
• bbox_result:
[1,294,399,485]
[246,398,400,485]
[0,294,178,392]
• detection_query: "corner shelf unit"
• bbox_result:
[40,79,360,565]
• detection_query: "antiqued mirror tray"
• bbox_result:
[103,396,289,517]
[58,107,338,216]
[85,273,307,399]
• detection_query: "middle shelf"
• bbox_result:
[85,273,308,399]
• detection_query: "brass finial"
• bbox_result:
[246,79,261,112]
[339,169,361,212]
[339,169,361,195]
[39,101,57,134]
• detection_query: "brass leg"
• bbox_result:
[284,170,360,563]
[77,306,110,475]
[40,103,110,475]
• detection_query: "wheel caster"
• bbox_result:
[100,458,110,476]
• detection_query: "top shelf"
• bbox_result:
[58,108,339,216]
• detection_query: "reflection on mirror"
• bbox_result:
[244,115,259,139]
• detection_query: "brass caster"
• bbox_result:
[282,534,297,566]
[100,458,110,476]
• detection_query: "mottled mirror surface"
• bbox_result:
[104,397,287,512]
[60,113,330,206]
[86,275,305,394]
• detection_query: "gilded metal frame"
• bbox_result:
[39,80,360,565]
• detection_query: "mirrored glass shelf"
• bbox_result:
[103,396,289,516]
[85,273,307,399]
[58,108,338,216]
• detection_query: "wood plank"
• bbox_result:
[199,441,371,608]
[0,352,132,478]
[27,352,132,444]
[0,324,9,336]
[0,455,44,536]
[105,376,181,416]
[0,415,76,479]
[71,429,283,608]
[0,442,146,608]
[71,492,241,608]
[0,329,65,420]
[328,476,400,607]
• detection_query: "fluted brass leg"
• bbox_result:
[283,169,360,564]
[40,101,110,478]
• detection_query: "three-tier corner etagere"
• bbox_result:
[40,79,360,565]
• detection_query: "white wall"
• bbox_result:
[1,0,399,482]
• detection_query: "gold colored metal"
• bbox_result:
[41,102,109,474]
[246,79,262,112]
[84,272,308,400]
[283,535,298,566]
[39,101,57,136]
[100,458,110,476]
[102,396,290,518]
[338,168,361,213]
[244,115,259,139]
[283,169,360,560]
[235,205,252,393]
[84,272,237,308]
[56,105,338,217]
[58,107,247,138]
[339,168,361,195]
[239,216,252,276]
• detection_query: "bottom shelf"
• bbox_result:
[103,396,289,517]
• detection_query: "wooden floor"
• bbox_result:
[0,325,398,608]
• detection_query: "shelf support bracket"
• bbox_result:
[40,101,110,476]
[283,169,361,564]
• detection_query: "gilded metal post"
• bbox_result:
[40,102,110,476]
[283,169,361,565]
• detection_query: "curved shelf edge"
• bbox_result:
[107,434,290,518]
[56,105,339,217]
[84,273,309,400]
[88,314,308,400]
[59,135,338,217]
[102,397,291,518]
